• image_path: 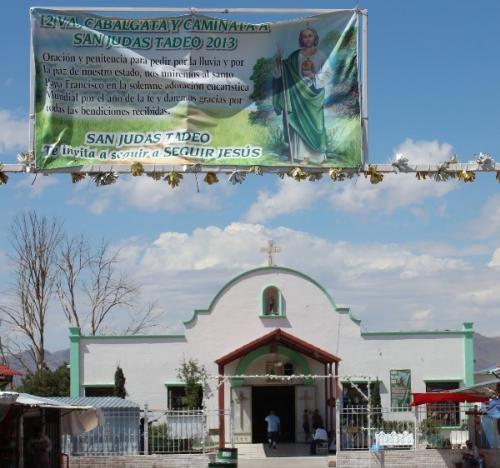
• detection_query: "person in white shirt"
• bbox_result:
[264,410,281,449]
[310,425,328,455]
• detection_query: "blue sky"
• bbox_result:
[1,0,500,351]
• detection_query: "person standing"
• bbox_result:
[302,409,311,443]
[312,409,323,431]
[28,427,51,468]
[264,410,280,449]
[310,425,329,455]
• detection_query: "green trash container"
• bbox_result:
[212,447,237,465]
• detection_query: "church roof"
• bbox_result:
[215,328,341,366]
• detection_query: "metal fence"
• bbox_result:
[62,406,232,456]
[144,407,232,454]
[62,407,140,456]
[338,404,483,451]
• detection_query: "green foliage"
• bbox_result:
[113,366,126,399]
[419,417,441,436]
[369,380,383,428]
[381,420,415,433]
[177,358,209,409]
[248,57,275,125]
[16,362,70,397]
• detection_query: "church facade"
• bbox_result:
[68,266,474,444]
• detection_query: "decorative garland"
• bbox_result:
[1,151,498,188]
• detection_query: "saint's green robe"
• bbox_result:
[272,49,327,154]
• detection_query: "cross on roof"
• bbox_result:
[261,240,281,266]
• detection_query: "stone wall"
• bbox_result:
[68,454,209,468]
[337,449,500,467]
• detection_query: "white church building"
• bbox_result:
[68,265,474,445]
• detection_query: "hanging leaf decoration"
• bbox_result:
[457,169,475,183]
[92,172,119,186]
[249,166,264,176]
[204,172,219,185]
[147,171,163,181]
[228,171,246,185]
[130,162,144,176]
[164,171,183,188]
[365,165,384,184]
[416,171,430,180]
[329,168,345,181]
[71,173,86,184]
[287,167,307,181]
[0,164,8,185]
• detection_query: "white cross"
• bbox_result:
[261,240,281,266]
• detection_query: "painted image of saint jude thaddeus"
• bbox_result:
[272,27,330,165]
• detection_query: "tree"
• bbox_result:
[16,362,70,396]
[177,358,210,409]
[56,235,90,329]
[57,238,141,336]
[0,212,63,371]
[114,366,126,398]
[369,380,383,428]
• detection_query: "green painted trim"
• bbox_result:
[80,334,186,340]
[69,327,81,397]
[258,315,286,319]
[181,265,463,336]
[463,322,474,386]
[232,344,313,386]
[182,266,362,328]
[260,284,285,318]
[361,330,465,337]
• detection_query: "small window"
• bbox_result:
[85,386,114,397]
[426,381,460,426]
[167,385,203,409]
[261,286,283,316]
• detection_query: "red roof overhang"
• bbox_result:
[0,365,22,377]
[215,328,340,367]
[411,392,489,406]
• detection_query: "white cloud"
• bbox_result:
[413,308,432,321]
[0,109,29,155]
[329,139,458,213]
[69,174,227,214]
[243,139,458,222]
[471,194,500,240]
[244,178,326,223]
[14,173,58,197]
[488,248,500,268]
[110,223,497,335]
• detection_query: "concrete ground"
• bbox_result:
[239,457,331,467]
[233,443,335,467]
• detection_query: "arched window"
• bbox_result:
[261,286,284,317]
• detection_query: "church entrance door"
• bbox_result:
[251,385,295,443]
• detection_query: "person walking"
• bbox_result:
[265,410,281,449]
